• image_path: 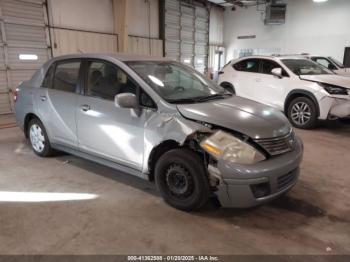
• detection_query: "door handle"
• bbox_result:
[255,78,262,82]
[40,95,47,101]
[80,104,91,112]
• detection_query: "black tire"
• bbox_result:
[28,118,54,157]
[154,148,210,211]
[287,97,318,129]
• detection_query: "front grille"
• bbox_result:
[254,131,294,156]
[277,170,297,190]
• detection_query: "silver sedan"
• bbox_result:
[14,54,303,211]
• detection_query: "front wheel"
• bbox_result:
[287,97,318,129]
[154,149,210,211]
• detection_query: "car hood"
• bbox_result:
[300,75,350,89]
[177,96,291,139]
[335,68,350,77]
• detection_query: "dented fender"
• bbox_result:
[142,111,210,173]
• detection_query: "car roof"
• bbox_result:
[233,55,310,61]
[49,53,173,62]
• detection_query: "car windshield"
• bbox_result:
[126,61,231,103]
[328,57,345,68]
[281,59,331,76]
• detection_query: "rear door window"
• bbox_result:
[53,61,81,93]
[233,59,260,73]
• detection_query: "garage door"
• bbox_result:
[0,0,50,114]
[164,0,209,73]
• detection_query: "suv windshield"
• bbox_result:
[126,61,231,103]
[281,59,331,76]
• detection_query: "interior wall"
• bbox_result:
[127,0,159,38]
[48,0,114,33]
[48,0,162,56]
[223,0,350,62]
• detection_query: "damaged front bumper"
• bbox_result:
[319,95,350,119]
[210,136,303,208]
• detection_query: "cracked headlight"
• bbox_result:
[200,130,266,165]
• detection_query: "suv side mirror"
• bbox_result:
[115,93,138,109]
[328,63,337,70]
[271,68,283,78]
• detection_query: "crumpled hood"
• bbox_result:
[300,75,350,89]
[177,96,291,139]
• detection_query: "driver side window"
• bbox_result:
[86,61,137,100]
[314,58,336,70]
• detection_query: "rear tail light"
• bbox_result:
[13,88,19,102]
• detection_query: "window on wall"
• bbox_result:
[53,61,81,93]
[233,59,260,73]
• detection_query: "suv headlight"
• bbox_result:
[200,130,266,165]
[320,83,348,95]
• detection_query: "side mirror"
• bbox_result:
[115,93,138,109]
[271,68,283,78]
[328,64,337,70]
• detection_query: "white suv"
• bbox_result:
[219,56,350,129]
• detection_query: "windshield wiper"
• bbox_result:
[167,93,232,104]
[167,98,199,104]
[195,93,232,102]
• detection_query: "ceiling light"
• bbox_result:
[19,54,38,60]
[313,0,328,3]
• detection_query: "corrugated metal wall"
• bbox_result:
[164,0,209,73]
[0,0,50,114]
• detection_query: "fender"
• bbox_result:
[284,89,320,117]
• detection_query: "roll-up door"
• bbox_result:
[164,0,209,73]
[0,0,51,114]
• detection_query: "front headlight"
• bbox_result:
[200,130,266,165]
[320,83,348,95]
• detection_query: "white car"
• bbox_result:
[219,56,350,129]
[305,55,350,77]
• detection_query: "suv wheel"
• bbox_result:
[155,149,210,211]
[28,118,54,157]
[287,97,318,129]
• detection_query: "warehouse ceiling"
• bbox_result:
[206,0,267,7]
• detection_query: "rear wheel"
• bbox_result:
[28,118,54,157]
[155,149,210,211]
[287,97,318,129]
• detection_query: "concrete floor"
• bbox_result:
[0,115,350,255]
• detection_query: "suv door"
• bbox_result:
[232,58,261,99]
[36,59,82,147]
[253,59,289,110]
[76,59,156,171]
